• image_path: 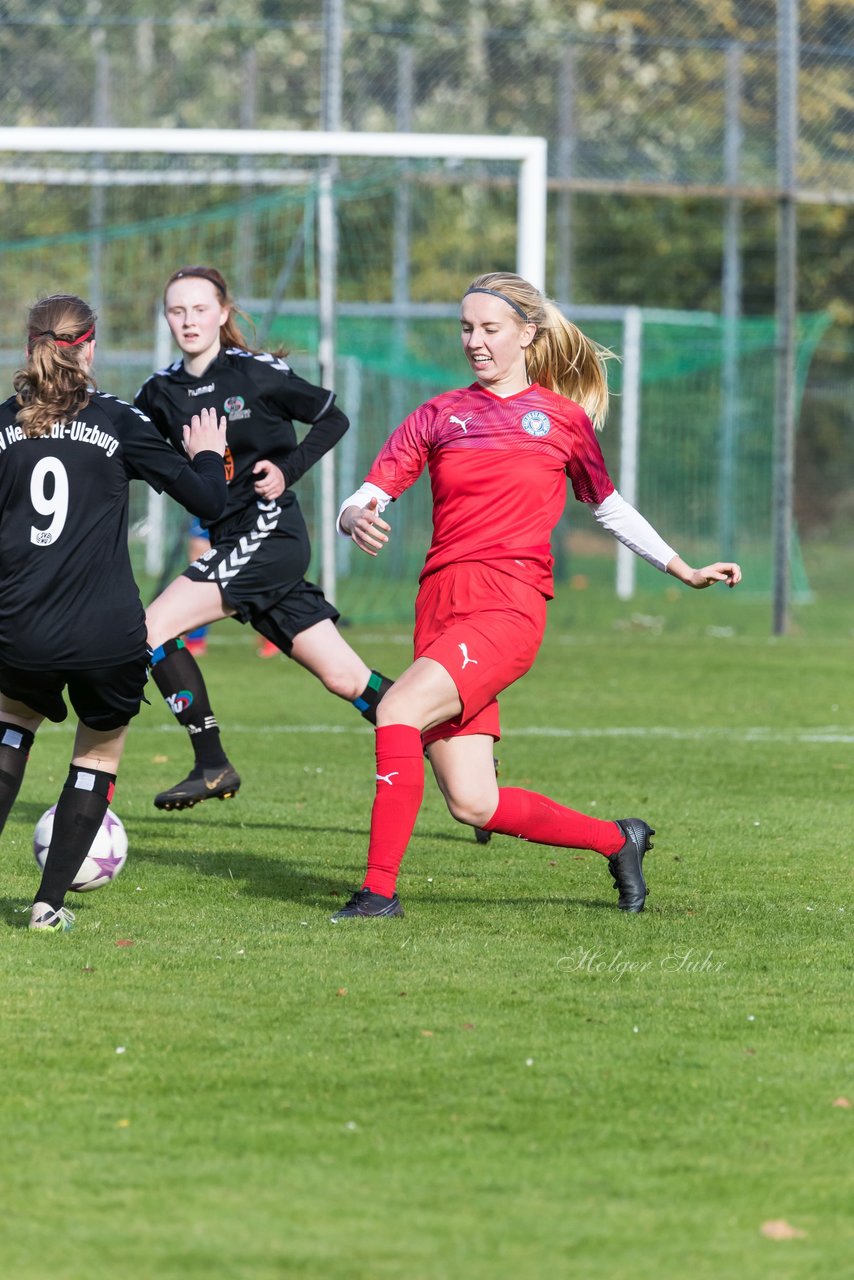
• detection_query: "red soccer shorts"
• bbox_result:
[414,561,547,746]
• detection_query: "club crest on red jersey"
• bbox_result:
[521,410,550,437]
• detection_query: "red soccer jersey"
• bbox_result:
[365,382,615,598]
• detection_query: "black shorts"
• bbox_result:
[0,652,151,731]
[183,497,338,653]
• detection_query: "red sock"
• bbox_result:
[362,724,425,897]
[483,787,623,856]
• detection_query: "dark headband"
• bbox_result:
[463,287,529,322]
[171,268,226,292]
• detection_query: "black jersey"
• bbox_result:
[0,391,226,670]
[134,347,348,539]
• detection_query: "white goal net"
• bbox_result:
[0,126,546,616]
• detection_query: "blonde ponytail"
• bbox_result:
[464,273,613,429]
[14,295,97,438]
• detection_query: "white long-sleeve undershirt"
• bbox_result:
[592,489,676,572]
[338,482,676,574]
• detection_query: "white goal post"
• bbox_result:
[0,127,547,600]
[0,127,547,285]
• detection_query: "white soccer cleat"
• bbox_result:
[29,901,75,932]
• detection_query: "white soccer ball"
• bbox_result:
[33,806,128,893]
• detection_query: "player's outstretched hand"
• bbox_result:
[665,555,742,590]
[183,407,227,458]
[687,561,742,590]
[253,459,286,501]
[340,496,391,557]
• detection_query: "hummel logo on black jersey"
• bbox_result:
[458,643,478,669]
[187,383,215,397]
[449,414,472,433]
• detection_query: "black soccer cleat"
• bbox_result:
[330,888,404,921]
[607,818,655,912]
[153,764,241,811]
[473,756,501,845]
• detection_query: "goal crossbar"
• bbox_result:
[0,125,548,603]
[0,127,548,288]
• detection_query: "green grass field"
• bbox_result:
[1,560,851,1280]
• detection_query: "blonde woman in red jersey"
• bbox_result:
[332,272,742,920]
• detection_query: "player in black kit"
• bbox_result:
[0,293,227,931]
[136,266,394,810]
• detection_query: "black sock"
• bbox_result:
[0,722,35,836]
[35,765,117,910]
[150,638,228,770]
[352,670,394,725]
